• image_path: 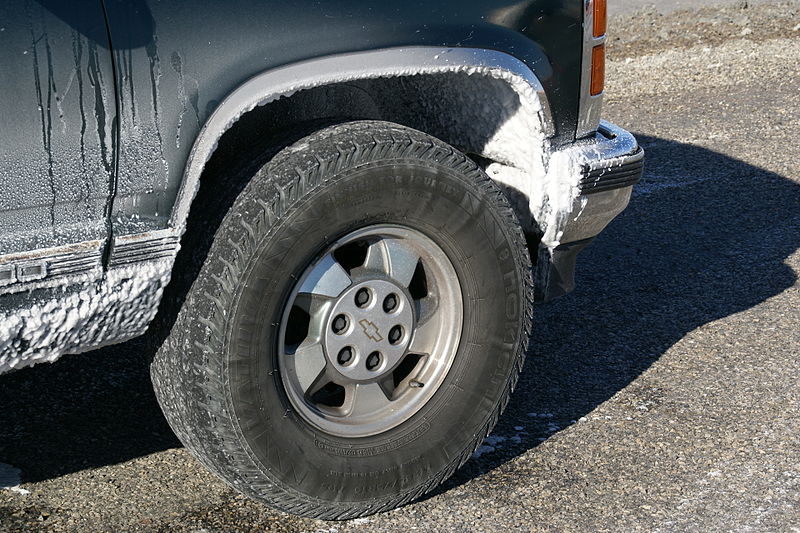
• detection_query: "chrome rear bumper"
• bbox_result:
[536,121,644,301]
[561,121,644,243]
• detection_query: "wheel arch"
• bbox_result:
[170,46,556,235]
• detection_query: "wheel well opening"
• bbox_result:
[196,71,547,234]
[150,72,547,345]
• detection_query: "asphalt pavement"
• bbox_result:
[2,2,799,532]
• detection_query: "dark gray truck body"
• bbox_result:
[0,0,642,372]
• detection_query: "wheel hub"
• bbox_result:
[323,279,414,382]
[277,224,463,437]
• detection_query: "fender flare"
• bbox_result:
[168,46,555,232]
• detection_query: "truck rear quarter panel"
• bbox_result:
[104,0,583,236]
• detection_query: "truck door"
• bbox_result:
[0,0,116,287]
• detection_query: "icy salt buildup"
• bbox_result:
[536,147,588,248]
[472,444,495,458]
[0,463,29,495]
[0,260,173,374]
[472,427,529,458]
[457,69,584,250]
[487,146,585,249]
[438,67,584,250]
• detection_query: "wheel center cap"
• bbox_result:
[324,279,414,382]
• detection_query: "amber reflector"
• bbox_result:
[593,0,607,37]
[590,44,605,96]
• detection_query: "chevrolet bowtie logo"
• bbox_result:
[358,319,383,342]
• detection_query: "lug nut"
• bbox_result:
[366,351,382,371]
[355,288,371,308]
[332,314,349,334]
[383,294,398,313]
[388,325,403,345]
[337,347,354,366]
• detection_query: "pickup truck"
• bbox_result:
[0,0,643,519]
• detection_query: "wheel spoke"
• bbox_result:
[409,297,440,356]
[408,317,439,356]
[288,340,328,395]
[344,381,393,418]
[293,291,331,314]
[363,238,420,287]
[292,292,333,343]
[415,295,439,324]
[298,253,352,298]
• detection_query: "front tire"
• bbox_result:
[151,121,533,519]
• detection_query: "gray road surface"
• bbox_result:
[2,2,799,532]
[607,0,775,15]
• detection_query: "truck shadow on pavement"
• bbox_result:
[1,135,798,497]
[431,133,800,496]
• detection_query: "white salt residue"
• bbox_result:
[486,144,587,250]
[472,444,495,458]
[472,427,529,458]
[486,164,537,230]
[527,413,561,438]
[0,260,173,374]
[536,148,588,248]
[633,172,714,197]
[485,435,507,446]
[0,463,29,495]
[530,417,561,442]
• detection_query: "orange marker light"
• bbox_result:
[590,44,605,96]
[593,0,607,37]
